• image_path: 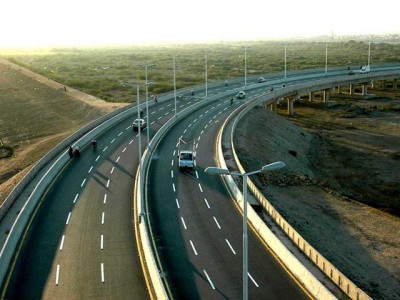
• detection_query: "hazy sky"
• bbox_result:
[1,0,399,47]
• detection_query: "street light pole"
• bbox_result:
[204,161,285,300]
[136,85,141,168]
[244,46,247,88]
[325,42,328,75]
[242,173,248,300]
[137,64,156,147]
[205,50,208,100]
[368,41,371,67]
[284,44,287,81]
[173,57,177,117]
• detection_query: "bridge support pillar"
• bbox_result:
[337,85,342,94]
[287,98,294,115]
[309,92,314,102]
[323,89,330,103]
[362,84,368,96]
[349,84,354,94]
[270,101,277,112]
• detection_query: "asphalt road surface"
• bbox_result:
[5,66,386,298]
[147,93,310,299]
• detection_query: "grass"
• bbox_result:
[2,40,400,103]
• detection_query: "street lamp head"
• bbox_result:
[204,167,230,175]
[261,161,285,172]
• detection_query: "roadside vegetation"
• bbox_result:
[2,40,400,103]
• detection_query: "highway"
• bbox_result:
[146,96,309,299]
[3,65,398,298]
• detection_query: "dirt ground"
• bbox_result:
[234,91,400,299]
[0,58,124,205]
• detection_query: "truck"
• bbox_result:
[177,138,196,169]
[359,65,370,74]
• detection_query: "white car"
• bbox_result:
[236,91,246,99]
[132,119,146,130]
[257,77,267,83]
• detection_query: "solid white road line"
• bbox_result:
[213,217,221,229]
[88,166,93,173]
[96,155,100,162]
[190,240,198,256]
[103,194,107,204]
[55,265,60,286]
[198,183,203,193]
[203,270,215,290]
[248,273,259,287]
[101,212,105,224]
[73,194,79,204]
[101,263,105,283]
[176,198,180,208]
[110,167,114,174]
[181,217,187,229]
[66,212,71,225]
[226,239,236,255]
[106,179,110,188]
[81,179,86,187]
[204,198,210,209]
[59,235,65,251]
[101,235,104,250]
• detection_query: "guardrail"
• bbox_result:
[218,72,397,299]
[0,100,154,288]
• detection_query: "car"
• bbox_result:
[236,91,246,99]
[132,118,146,130]
[257,77,267,83]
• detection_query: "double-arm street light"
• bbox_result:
[205,161,286,300]
[137,64,156,146]
[205,49,212,100]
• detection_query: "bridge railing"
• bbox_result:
[220,71,400,299]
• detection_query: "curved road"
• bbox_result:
[147,96,309,298]
[4,65,399,298]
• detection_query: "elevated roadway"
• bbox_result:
[1,64,399,299]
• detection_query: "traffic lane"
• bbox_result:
[41,132,148,299]
[195,103,309,299]
[3,117,145,299]
[167,96,308,298]
[146,98,245,298]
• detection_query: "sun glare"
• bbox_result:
[1,0,399,48]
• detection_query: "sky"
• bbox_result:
[1,0,399,48]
